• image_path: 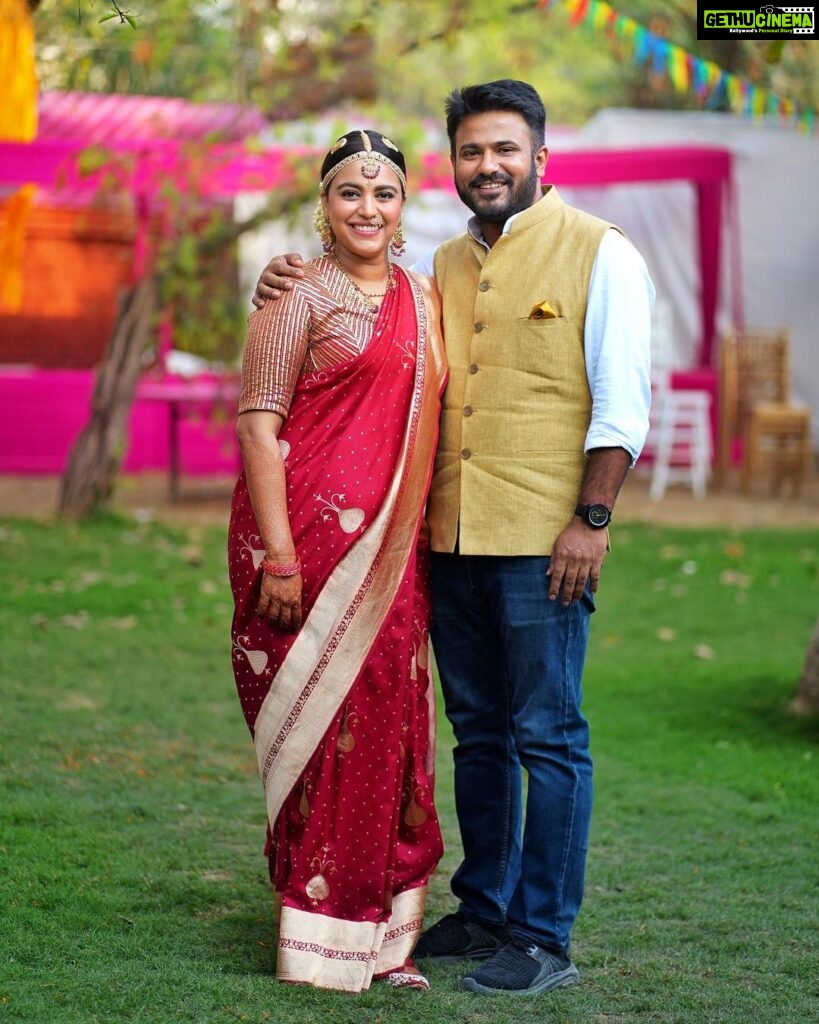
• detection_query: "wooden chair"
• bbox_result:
[718,328,812,495]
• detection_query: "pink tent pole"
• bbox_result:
[695,177,723,367]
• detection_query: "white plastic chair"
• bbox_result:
[647,299,712,501]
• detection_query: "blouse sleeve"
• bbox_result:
[238,287,311,417]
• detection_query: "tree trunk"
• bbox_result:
[58,275,158,519]
[790,614,819,715]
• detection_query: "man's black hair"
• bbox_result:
[444,79,546,156]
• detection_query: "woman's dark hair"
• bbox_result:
[319,129,407,196]
[444,79,546,156]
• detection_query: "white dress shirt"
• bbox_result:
[411,217,654,462]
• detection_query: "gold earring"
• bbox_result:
[390,219,406,257]
[313,202,335,253]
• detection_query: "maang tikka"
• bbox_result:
[359,130,381,180]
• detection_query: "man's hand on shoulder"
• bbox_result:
[252,253,306,308]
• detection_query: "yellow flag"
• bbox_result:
[0,0,38,142]
[0,0,39,311]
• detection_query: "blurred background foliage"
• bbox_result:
[33,1,819,128]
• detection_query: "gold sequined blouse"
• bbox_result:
[239,256,384,417]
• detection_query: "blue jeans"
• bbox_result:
[430,552,594,955]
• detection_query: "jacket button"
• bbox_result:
[461,448,472,459]
[474,322,484,333]
[467,363,479,374]
[462,405,473,417]
[478,281,490,292]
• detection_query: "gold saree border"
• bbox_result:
[276,886,427,993]
[252,271,444,830]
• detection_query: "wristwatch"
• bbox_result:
[574,502,612,529]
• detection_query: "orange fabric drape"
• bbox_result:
[0,184,36,309]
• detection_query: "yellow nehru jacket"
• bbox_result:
[427,185,615,556]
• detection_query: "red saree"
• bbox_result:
[228,265,446,993]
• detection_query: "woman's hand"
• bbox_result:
[252,253,306,307]
[257,572,304,633]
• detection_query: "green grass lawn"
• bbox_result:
[1,514,817,1023]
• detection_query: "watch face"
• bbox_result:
[587,504,610,528]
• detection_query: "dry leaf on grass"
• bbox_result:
[182,545,203,566]
[61,612,89,630]
[719,569,751,589]
[105,616,138,631]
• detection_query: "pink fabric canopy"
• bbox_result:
[37,89,269,144]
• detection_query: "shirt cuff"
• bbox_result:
[584,428,643,467]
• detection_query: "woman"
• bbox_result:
[228,130,447,994]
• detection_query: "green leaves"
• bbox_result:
[98,3,138,29]
[35,0,819,121]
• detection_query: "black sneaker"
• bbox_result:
[414,911,503,963]
[460,937,580,995]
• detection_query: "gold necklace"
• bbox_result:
[328,252,394,312]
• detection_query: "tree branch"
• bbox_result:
[401,2,533,55]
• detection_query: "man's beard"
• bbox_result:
[455,160,540,225]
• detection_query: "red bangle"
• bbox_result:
[261,558,302,577]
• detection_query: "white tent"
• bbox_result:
[557,109,819,439]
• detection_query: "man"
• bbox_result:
[253,79,652,996]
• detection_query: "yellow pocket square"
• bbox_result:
[528,300,559,320]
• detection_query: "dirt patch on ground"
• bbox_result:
[616,469,819,529]
[0,474,235,529]
[1,470,817,530]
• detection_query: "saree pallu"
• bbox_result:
[228,269,446,993]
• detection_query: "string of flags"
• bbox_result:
[536,0,816,134]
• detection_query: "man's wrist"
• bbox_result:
[574,502,612,529]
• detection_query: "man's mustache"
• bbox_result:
[468,173,513,189]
